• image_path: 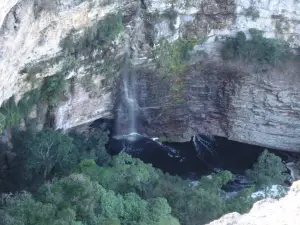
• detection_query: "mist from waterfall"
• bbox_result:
[115,1,142,139]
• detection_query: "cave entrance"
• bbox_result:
[108,134,291,178]
[90,119,293,179]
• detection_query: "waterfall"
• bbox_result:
[192,135,214,157]
[151,137,181,158]
[115,1,143,140]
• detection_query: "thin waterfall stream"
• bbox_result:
[115,1,143,139]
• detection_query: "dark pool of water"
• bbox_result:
[91,118,291,180]
[108,134,290,180]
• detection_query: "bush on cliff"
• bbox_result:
[222,29,290,64]
[155,37,197,74]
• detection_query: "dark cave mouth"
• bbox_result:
[90,119,293,179]
[108,134,291,177]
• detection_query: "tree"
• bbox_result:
[69,129,110,166]
[0,96,20,129]
[14,129,75,181]
[1,174,178,225]
[0,112,5,133]
[221,29,290,63]
[78,153,256,225]
[246,150,288,188]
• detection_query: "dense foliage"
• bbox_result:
[246,150,288,188]
[0,128,289,225]
[1,128,109,192]
[0,96,21,130]
[0,174,179,225]
[221,29,290,63]
[155,38,197,74]
[40,74,67,107]
[77,153,257,225]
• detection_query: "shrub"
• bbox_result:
[17,89,41,120]
[40,73,67,106]
[221,29,290,63]
[60,13,124,57]
[33,0,58,19]
[246,150,288,188]
[245,6,260,21]
[0,112,5,133]
[155,37,198,75]
[0,96,20,129]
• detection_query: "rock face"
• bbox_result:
[206,180,300,225]
[137,60,300,151]
[1,0,300,151]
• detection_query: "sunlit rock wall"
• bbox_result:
[1,0,300,150]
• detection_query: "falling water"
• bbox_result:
[192,135,215,157]
[115,1,143,139]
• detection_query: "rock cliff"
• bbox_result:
[206,180,300,225]
[1,0,300,151]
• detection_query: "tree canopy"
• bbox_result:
[0,174,179,225]
[246,150,288,188]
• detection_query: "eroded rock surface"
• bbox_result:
[137,60,300,151]
[1,0,300,151]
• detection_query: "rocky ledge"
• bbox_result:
[206,181,300,225]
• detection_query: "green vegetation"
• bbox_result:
[158,137,171,142]
[33,0,58,19]
[13,13,124,121]
[58,13,124,83]
[171,81,185,104]
[13,129,75,181]
[0,96,21,130]
[244,6,260,21]
[161,8,178,31]
[0,174,179,225]
[0,126,289,225]
[3,128,109,191]
[17,89,41,120]
[221,29,290,64]
[60,13,124,58]
[40,73,67,107]
[78,153,257,225]
[246,150,288,188]
[154,37,198,104]
[155,37,197,75]
[174,98,184,104]
[0,72,67,131]
[0,112,5,133]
